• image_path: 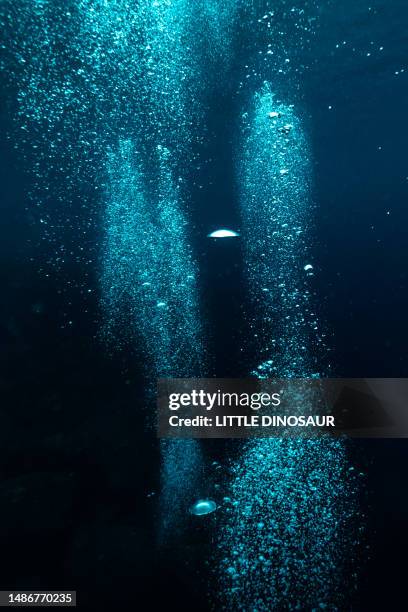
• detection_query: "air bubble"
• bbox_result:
[190,499,217,516]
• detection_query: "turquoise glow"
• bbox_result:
[190,499,217,516]
[207,229,240,238]
[3,1,362,608]
[216,86,361,610]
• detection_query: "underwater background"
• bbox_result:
[0,0,408,609]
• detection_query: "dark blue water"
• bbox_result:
[0,0,408,609]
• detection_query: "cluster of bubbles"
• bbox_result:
[0,0,243,271]
[215,87,361,610]
[239,85,325,376]
[1,0,244,544]
[2,0,363,607]
[218,439,362,610]
[100,139,203,376]
[0,0,252,371]
[160,438,206,541]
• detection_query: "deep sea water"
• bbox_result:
[0,1,407,610]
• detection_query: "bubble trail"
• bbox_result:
[100,136,206,538]
[239,85,320,378]
[100,136,207,539]
[0,0,244,264]
[101,140,203,376]
[92,1,243,541]
[1,0,362,596]
[217,85,360,610]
